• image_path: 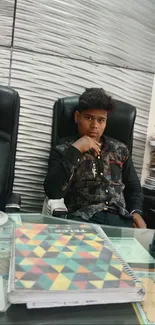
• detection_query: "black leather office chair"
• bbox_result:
[0,85,21,212]
[42,95,136,217]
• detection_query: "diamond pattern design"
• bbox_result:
[14,223,135,291]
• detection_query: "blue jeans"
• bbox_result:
[69,210,133,228]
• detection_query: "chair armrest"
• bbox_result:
[5,193,21,213]
[48,199,68,217]
[42,197,68,217]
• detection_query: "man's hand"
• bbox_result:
[72,136,101,156]
[132,213,147,228]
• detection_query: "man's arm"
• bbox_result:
[122,156,142,212]
[44,146,82,199]
[44,136,101,199]
[122,156,146,228]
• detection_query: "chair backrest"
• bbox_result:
[52,95,136,154]
[0,85,20,209]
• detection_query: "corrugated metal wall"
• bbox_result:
[0,0,155,212]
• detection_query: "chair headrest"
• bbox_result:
[0,85,20,135]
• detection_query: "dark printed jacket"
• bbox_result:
[44,135,143,220]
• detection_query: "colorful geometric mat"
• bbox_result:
[14,223,135,291]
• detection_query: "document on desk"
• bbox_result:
[8,223,145,307]
[109,237,155,264]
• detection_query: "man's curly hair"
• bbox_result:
[78,88,115,112]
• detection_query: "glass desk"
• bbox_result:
[0,213,155,325]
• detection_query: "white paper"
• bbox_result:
[0,276,10,312]
[110,237,155,264]
[0,241,11,312]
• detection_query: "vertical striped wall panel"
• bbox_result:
[14,0,155,72]
[0,0,14,47]
[0,48,11,85]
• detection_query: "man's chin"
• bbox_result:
[89,134,100,141]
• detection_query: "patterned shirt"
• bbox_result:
[44,135,143,221]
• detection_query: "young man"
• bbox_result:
[44,88,146,228]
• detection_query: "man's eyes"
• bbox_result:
[98,118,105,123]
[86,116,92,120]
[85,116,105,123]
[85,116,106,123]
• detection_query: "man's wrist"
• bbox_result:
[130,209,143,217]
[72,142,83,153]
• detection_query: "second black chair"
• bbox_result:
[0,85,21,213]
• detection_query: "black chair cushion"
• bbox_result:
[0,140,10,197]
[0,87,18,134]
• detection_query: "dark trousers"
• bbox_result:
[68,210,133,228]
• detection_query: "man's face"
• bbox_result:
[75,109,107,142]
